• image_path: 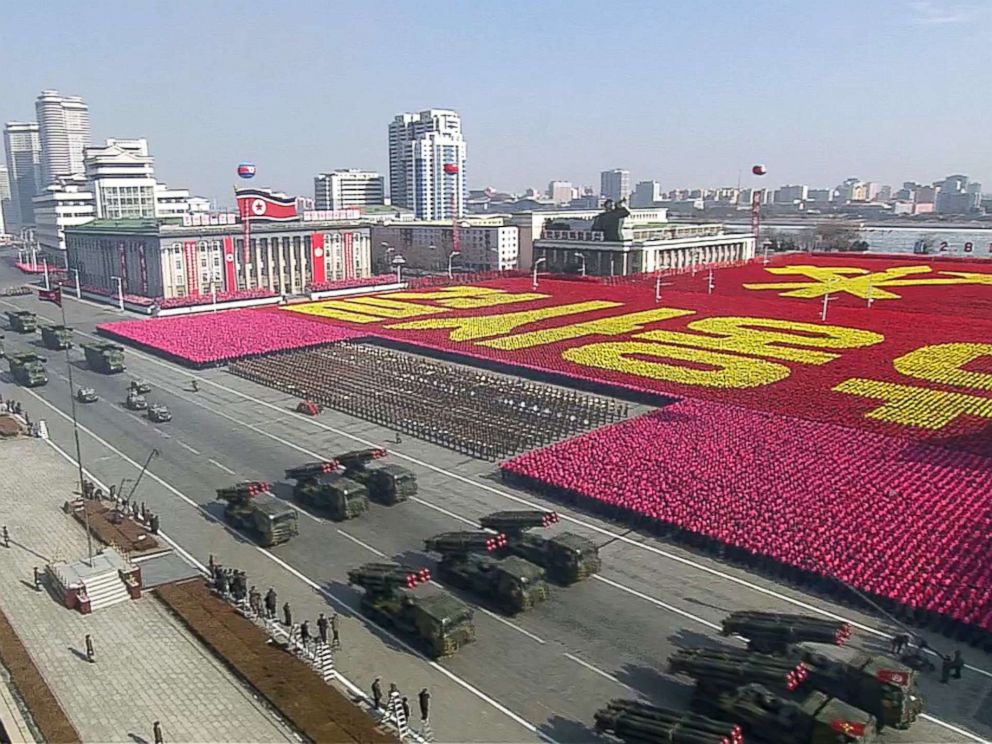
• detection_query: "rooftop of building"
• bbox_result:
[64,217,373,237]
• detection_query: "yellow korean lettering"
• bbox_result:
[482,308,694,350]
[562,342,791,388]
[833,378,992,429]
[893,343,992,391]
[635,317,883,365]
[385,286,549,309]
[288,297,449,323]
[386,301,620,342]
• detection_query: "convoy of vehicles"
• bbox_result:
[217,481,299,546]
[479,510,601,584]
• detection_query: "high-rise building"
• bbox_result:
[315,170,385,210]
[84,138,157,219]
[631,180,663,208]
[36,90,91,186]
[32,176,95,255]
[3,122,42,228]
[773,184,809,204]
[388,109,466,219]
[0,165,10,235]
[547,180,574,205]
[600,169,630,202]
[935,174,981,214]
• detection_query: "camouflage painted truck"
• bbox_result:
[216,481,298,547]
[595,699,743,744]
[696,683,877,744]
[41,324,73,350]
[721,611,922,730]
[82,342,125,373]
[285,461,369,521]
[479,510,601,584]
[6,310,37,333]
[7,352,48,387]
[336,448,417,505]
[424,531,550,614]
[669,646,810,696]
[347,562,475,657]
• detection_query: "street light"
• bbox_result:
[391,255,406,284]
[447,250,461,279]
[71,269,81,299]
[573,252,586,277]
[533,257,547,289]
[110,276,124,311]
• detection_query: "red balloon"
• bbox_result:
[443,163,460,174]
[752,165,767,176]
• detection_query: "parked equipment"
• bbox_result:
[216,481,298,546]
[285,461,369,521]
[479,510,600,584]
[82,342,125,373]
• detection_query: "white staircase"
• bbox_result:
[83,570,130,611]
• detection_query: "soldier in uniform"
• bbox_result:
[941,650,964,683]
[371,677,383,710]
[248,586,261,614]
[300,619,311,648]
[2,525,8,548]
[149,513,160,534]
[264,588,277,619]
[891,632,911,655]
[401,697,411,722]
[418,688,430,721]
[282,602,292,627]
[84,634,95,663]
[316,613,328,644]
[330,613,340,646]
[153,720,164,744]
[33,566,41,591]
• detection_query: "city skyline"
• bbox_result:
[1,1,991,204]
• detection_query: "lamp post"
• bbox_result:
[391,255,406,284]
[447,250,461,279]
[110,276,124,311]
[706,269,715,295]
[382,243,393,273]
[690,248,702,276]
[71,269,81,299]
[533,257,547,289]
[866,283,874,309]
[43,259,50,290]
[573,252,586,277]
[655,275,673,303]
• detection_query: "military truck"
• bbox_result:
[720,611,852,654]
[41,324,73,350]
[696,683,877,744]
[81,342,125,373]
[125,392,148,410]
[129,380,151,394]
[347,562,475,657]
[285,461,369,521]
[147,404,172,423]
[424,530,550,614]
[7,352,48,387]
[336,448,417,505]
[595,699,743,744]
[669,646,809,694]
[216,481,299,547]
[480,510,601,584]
[76,387,98,403]
[6,310,37,333]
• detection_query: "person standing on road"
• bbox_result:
[418,688,430,721]
[264,588,277,619]
[282,602,292,627]
[316,613,328,644]
[2,525,9,548]
[371,677,383,710]
[891,632,910,655]
[330,613,340,646]
[300,619,311,648]
[153,720,164,744]
[33,566,42,591]
[84,634,94,663]
[401,697,411,723]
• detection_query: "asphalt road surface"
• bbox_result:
[1,260,989,744]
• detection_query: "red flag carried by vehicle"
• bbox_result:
[38,286,62,307]
[235,188,298,222]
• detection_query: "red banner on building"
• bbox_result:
[118,241,129,291]
[138,242,149,295]
[183,241,199,296]
[222,236,237,291]
[343,232,354,280]
[750,190,762,239]
[311,232,326,285]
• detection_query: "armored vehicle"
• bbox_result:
[125,392,148,410]
[41,324,73,350]
[6,310,37,333]
[595,699,742,744]
[697,683,877,744]
[147,404,172,422]
[129,380,152,394]
[669,646,809,694]
[285,461,369,521]
[336,448,417,505]
[0,334,4,358]
[424,531,550,614]
[721,611,852,654]
[347,562,475,657]
[480,510,601,584]
[7,352,48,387]
[82,342,125,373]
[76,387,98,403]
[216,481,298,546]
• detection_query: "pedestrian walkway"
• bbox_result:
[0,438,296,743]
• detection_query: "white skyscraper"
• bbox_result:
[36,90,91,186]
[3,122,42,228]
[388,109,466,219]
[0,165,10,234]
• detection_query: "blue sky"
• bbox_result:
[2,0,990,203]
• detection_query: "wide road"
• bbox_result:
[1,264,989,743]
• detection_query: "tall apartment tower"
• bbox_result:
[0,165,10,234]
[388,109,466,219]
[600,169,630,202]
[3,122,42,228]
[36,90,91,186]
[314,170,385,210]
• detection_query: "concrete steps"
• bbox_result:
[83,570,130,611]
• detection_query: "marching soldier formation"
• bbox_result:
[231,345,628,461]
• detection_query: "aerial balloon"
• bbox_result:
[237,162,256,179]
[751,165,767,176]
[443,163,460,175]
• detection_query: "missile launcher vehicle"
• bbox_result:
[41,324,74,350]
[82,342,125,373]
[669,647,809,694]
[285,461,369,521]
[697,683,877,744]
[347,562,475,657]
[479,510,600,585]
[336,448,416,505]
[424,530,550,614]
[7,352,48,387]
[216,481,298,547]
[720,611,852,654]
[595,699,743,744]
[6,310,37,333]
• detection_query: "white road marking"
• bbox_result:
[127,413,148,426]
[208,458,236,475]
[23,386,554,742]
[593,575,721,631]
[336,528,387,557]
[476,607,546,644]
[563,653,634,691]
[176,440,200,455]
[410,496,477,527]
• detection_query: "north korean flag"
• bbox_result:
[38,286,62,307]
[236,189,298,222]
